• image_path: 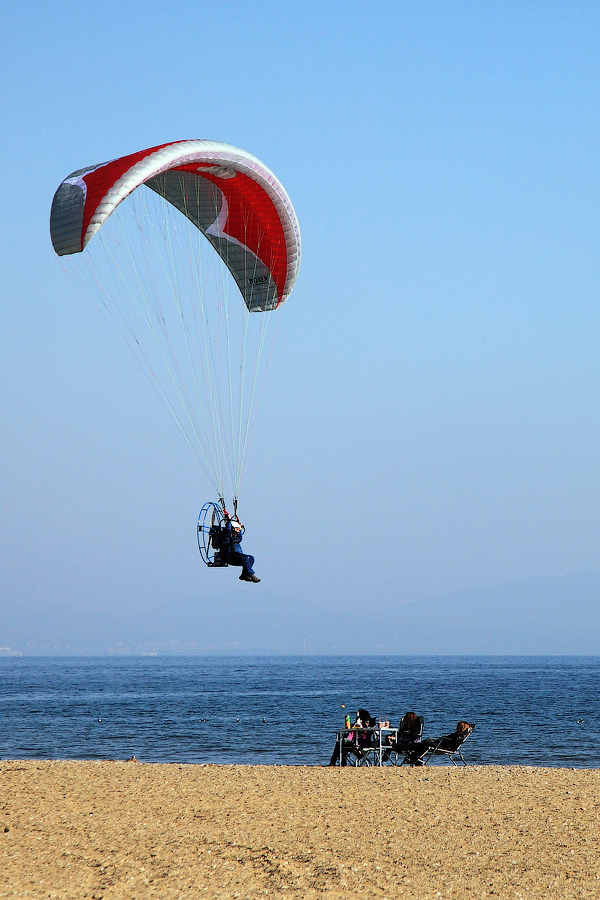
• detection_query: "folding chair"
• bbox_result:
[385,715,425,766]
[421,724,476,766]
[345,720,378,766]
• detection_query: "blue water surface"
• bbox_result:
[0,656,598,766]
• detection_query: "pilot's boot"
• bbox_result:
[239,572,261,583]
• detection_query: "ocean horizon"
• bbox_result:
[1,655,598,767]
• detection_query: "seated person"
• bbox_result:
[405,720,475,766]
[382,710,423,761]
[328,708,374,766]
[213,516,260,583]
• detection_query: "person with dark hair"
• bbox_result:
[328,708,374,766]
[405,720,475,766]
[382,711,423,762]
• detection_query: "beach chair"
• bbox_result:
[354,725,394,767]
[344,745,371,766]
[343,719,378,766]
[385,715,424,766]
[421,724,475,766]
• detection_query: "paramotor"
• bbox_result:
[50,140,301,552]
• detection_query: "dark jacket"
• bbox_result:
[219,521,243,561]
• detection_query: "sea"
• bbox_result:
[0,656,598,767]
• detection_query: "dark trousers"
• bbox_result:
[382,739,420,762]
[328,736,366,766]
[229,550,255,576]
[406,736,460,765]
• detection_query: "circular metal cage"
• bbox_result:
[197,501,227,566]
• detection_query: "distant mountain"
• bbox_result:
[383,571,600,655]
[2,572,600,655]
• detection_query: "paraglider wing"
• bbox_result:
[50,140,301,505]
[50,140,301,311]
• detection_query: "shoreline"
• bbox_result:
[2,760,599,898]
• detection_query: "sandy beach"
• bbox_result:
[1,760,599,899]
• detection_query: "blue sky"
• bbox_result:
[2,1,600,653]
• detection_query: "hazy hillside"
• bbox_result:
[3,572,600,655]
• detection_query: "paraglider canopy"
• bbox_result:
[50,141,301,507]
[50,140,301,311]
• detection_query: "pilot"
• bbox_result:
[220,517,260,583]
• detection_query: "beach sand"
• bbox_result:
[1,760,599,899]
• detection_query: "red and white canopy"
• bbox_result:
[50,140,301,311]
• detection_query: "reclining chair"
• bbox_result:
[420,723,476,766]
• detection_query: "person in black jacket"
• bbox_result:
[405,720,474,766]
[213,517,260,582]
[328,708,374,766]
[382,711,423,762]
